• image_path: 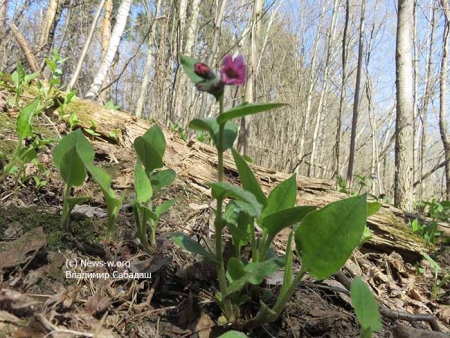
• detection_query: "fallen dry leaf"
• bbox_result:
[0,227,46,269]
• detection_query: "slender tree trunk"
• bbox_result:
[237,0,263,156]
[0,0,8,66]
[346,0,366,188]
[98,0,112,102]
[439,0,450,199]
[309,0,339,177]
[418,1,437,201]
[394,0,414,210]
[297,7,324,175]
[85,0,132,100]
[68,0,106,91]
[55,0,72,54]
[198,0,227,118]
[135,0,162,119]
[39,0,63,76]
[334,0,349,180]
[39,0,60,51]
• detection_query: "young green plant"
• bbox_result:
[11,62,39,106]
[175,54,372,329]
[53,129,121,237]
[0,98,56,184]
[133,125,176,252]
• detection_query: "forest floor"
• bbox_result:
[0,84,449,338]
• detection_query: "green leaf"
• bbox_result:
[217,331,248,338]
[53,129,95,170]
[224,200,259,222]
[150,169,176,190]
[16,98,40,139]
[134,159,153,203]
[206,182,263,217]
[217,102,288,125]
[367,202,381,217]
[231,148,267,207]
[261,174,297,218]
[168,232,218,263]
[226,257,285,295]
[189,118,238,152]
[155,199,175,216]
[223,202,254,244]
[261,205,316,237]
[85,163,121,225]
[60,147,86,186]
[351,277,382,333]
[295,194,367,280]
[227,257,246,281]
[133,136,164,174]
[142,125,166,159]
[67,196,90,209]
[180,55,207,84]
[18,147,37,163]
[16,62,25,84]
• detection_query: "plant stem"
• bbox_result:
[215,95,233,321]
[271,267,306,315]
[244,267,306,330]
[0,139,22,182]
[61,184,71,232]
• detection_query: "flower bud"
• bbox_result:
[195,78,225,100]
[194,62,216,80]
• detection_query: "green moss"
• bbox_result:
[99,163,121,179]
[0,206,105,249]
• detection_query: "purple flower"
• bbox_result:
[220,54,246,86]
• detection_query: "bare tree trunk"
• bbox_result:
[334,0,350,180]
[297,7,324,175]
[418,1,437,201]
[135,0,162,119]
[309,0,339,178]
[346,0,366,188]
[0,0,8,66]
[237,0,263,156]
[198,0,227,118]
[184,0,200,56]
[439,0,450,199]
[394,0,414,211]
[68,0,106,91]
[98,0,112,102]
[39,0,64,76]
[39,0,60,50]
[54,0,72,54]
[9,24,41,74]
[85,0,132,100]
[174,0,200,126]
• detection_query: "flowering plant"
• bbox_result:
[170,54,376,332]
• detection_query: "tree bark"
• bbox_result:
[237,0,263,156]
[394,0,415,211]
[418,1,437,201]
[9,24,41,75]
[334,0,350,180]
[198,0,227,118]
[135,0,162,119]
[309,0,339,178]
[85,0,132,100]
[346,0,366,188]
[68,0,106,92]
[438,0,450,200]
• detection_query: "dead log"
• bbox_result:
[59,97,436,263]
